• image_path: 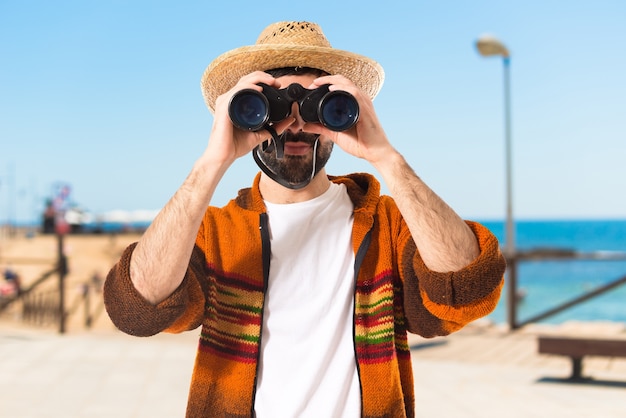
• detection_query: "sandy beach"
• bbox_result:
[1,230,626,417]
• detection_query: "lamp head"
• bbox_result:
[476,34,510,58]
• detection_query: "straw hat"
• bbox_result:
[200,21,385,113]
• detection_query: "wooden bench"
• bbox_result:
[538,336,626,380]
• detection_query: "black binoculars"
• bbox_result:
[228,83,359,132]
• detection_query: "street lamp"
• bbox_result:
[475,34,514,257]
[475,34,518,328]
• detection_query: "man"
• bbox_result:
[104,21,506,418]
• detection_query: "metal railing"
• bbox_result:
[505,248,626,330]
[1,233,105,333]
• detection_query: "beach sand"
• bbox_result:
[1,230,626,417]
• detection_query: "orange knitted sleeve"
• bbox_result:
[402,221,506,337]
[103,243,206,337]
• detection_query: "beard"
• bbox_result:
[258,131,333,185]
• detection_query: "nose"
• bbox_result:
[285,102,306,132]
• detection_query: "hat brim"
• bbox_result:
[201,45,385,113]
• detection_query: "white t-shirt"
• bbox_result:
[254,182,360,418]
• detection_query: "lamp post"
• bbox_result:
[475,34,518,329]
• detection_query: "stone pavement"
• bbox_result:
[1,322,625,418]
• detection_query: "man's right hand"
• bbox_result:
[204,71,295,167]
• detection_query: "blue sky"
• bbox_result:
[1,1,625,224]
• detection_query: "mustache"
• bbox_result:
[279,131,320,145]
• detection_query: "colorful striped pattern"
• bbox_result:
[198,263,265,363]
[355,269,400,363]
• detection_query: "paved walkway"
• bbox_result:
[1,322,625,417]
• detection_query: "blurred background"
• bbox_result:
[1,5,626,417]
[1,1,625,327]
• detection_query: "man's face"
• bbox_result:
[256,74,334,186]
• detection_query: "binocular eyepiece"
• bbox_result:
[228,83,359,132]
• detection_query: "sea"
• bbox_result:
[480,219,626,326]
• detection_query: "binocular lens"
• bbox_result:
[320,92,359,131]
[228,90,269,131]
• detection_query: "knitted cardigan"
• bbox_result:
[104,172,506,418]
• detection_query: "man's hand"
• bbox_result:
[305,74,395,165]
[205,71,296,167]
